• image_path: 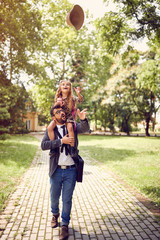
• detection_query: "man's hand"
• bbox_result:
[62,134,74,146]
[77,108,87,120]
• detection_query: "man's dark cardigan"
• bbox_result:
[41,119,90,178]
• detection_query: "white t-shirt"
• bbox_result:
[57,125,75,166]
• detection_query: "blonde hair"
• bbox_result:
[54,80,73,110]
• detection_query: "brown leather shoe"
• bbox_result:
[51,213,59,228]
[59,225,69,240]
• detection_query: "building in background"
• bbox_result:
[23,99,46,132]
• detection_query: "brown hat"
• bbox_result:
[66,5,84,30]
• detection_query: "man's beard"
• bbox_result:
[55,116,66,124]
[58,119,66,124]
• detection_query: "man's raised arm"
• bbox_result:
[76,108,90,134]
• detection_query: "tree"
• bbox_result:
[0,0,42,82]
[99,47,138,135]
[8,84,29,133]
[100,47,160,136]
[93,0,160,135]
[100,103,118,133]
[112,0,160,40]
[0,68,29,133]
[95,12,128,55]
[30,0,95,120]
[136,49,160,135]
[0,103,10,139]
[96,0,160,54]
[134,88,156,136]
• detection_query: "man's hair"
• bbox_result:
[50,103,64,117]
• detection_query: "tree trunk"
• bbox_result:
[10,37,13,81]
[94,106,97,130]
[145,118,150,136]
[125,119,130,136]
[152,112,156,132]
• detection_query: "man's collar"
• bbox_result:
[57,124,65,128]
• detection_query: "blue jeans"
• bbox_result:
[50,166,77,226]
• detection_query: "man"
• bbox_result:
[41,104,89,240]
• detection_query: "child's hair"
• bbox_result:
[54,80,73,110]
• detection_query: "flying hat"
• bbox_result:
[66,4,84,30]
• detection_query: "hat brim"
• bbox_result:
[66,5,84,30]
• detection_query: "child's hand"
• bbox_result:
[74,87,82,95]
[57,97,64,106]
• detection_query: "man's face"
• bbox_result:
[52,108,66,124]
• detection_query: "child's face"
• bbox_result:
[60,81,71,94]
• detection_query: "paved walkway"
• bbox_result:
[0,134,160,240]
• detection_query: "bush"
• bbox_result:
[0,127,9,134]
[0,134,10,140]
[15,128,30,134]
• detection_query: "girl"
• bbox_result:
[48,80,83,156]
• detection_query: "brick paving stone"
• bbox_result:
[120,237,128,240]
[75,231,82,238]
[81,228,88,235]
[68,236,74,240]
[97,235,105,240]
[125,233,135,239]
[153,230,160,238]
[134,236,143,240]
[30,234,37,240]
[0,136,160,240]
[82,235,90,240]
[111,233,121,240]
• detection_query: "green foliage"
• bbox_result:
[0,0,42,81]
[97,102,118,132]
[99,48,160,136]
[137,59,160,95]
[92,1,160,135]
[98,0,160,54]
[38,114,48,126]
[30,0,102,121]
[0,104,10,137]
[0,71,29,133]
[117,0,160,39]
[0,134,10,141]
[1,0,159,136]
[95,12,128,55]
[30,81,57,121]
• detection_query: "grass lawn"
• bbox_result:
[0,134,40,213]
[78,135,160,208]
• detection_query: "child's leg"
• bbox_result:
[66,122,75,147]
[47,120,56,140]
